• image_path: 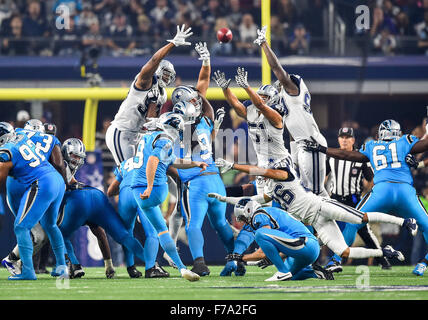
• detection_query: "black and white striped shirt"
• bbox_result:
[326,156,374,197]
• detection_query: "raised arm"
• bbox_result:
[254,26,298,95]
[194,42,211,97]
[212,70,247,119]
[303,138,370,162]
[137,25,193,90]
[199,94,215,122]
[234,67,282,129]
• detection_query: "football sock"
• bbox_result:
[348,247,383,259]
[168,208,183,244]
[14,225,34,274]
[366,212,404,226]
[187,226,205,260]
[214,222,235,254]
[44,226,66,266]
[122,245,134,268]
[158,233,186,270]
[143,235,159,270]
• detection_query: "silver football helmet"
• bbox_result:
[155,60,176,88]
[171,85,202,117]
[24,119,45,133]
[0,122,15,146]
[172,101,199,124]
[257,84,279,106]
[61,138,86,172]
[157,112,185,142]
[234,198,261,223]
[378,119,402,141]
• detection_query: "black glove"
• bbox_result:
[225,253,246,276]
[256,257,273,269]
[303,137,327,153]
[405,154,419,169]
[225,253,245,264]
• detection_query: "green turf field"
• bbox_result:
[1,265,428,300]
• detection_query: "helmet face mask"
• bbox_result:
[257,85,279,106]
[0,122,15,146]
[156,60,176,88]
[24,119,45,133]
[62,138,86,172]
[171,86,202,120]
[234,198,261,224]
[378,119,402,141]
[173,100,199,124]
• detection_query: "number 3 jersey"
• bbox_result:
[176,116,218,183]
[359,135,418,186]
[0,133,58,187]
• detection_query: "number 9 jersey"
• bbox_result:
[359,134,418,185]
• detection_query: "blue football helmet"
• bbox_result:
[0,122,15,146]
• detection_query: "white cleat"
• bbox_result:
[265,271,292,282]
[404,218,418,237]
[2,257,21,276]
[180,269,200,282]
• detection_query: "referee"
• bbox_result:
[324,127,391,272]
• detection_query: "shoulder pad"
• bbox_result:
[270,103,286,117]
[0,149,12,162]
[243,100,252,107]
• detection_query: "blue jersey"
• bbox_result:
[114,158,135,191]
[242,207,316,241]
[131,131,176,187]
[15,128,61,161]
[359,135,418,185]
[0,133,57,186]
[176,116,219,183]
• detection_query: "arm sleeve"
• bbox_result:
[405,135,419,150]
[253,214,271,229]
[233,227,255,254]
[359,142,370,159]
[113,167,123,183]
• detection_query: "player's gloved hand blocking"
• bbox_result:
[303,137,327,153]
[207,192,227,202]
[215,158,234,173]
[167,24,193,47]
[405,154,419,169]
[195,42,210,61]
[212,70,231,90]
[143,117,159,131]
[144,87,160,108]
[214,107,226,131]
[220,253,246,276]
[254,25,267,46]
[235,67,249,88]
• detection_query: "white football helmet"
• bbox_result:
[24,119,45,133]
[155,60,176,88]
[0,122,15,146]
[61,138,86,172]
[378,119,402,141]
[257,84,279,106]
[234,198,261,223]
[156,112,185,142]
[171,85,202,117]
[173,101,199,124]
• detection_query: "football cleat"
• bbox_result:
[265,271,292,282]
[413,262,427,276]
[8,267,36,281]
[51,264,69,278]
[180,268,200,282]
[106,267,116,279]
[163,252,178,269]
[403,218,418,236]
[312,263,335,280]
[375,256,392,270]
[191,257,210,276]
[2,256,21,276]
[155,262,170,277]
[145,264,170,278]
[127,265,142,278]
[325,258,343,273]
[382,245,405,261]
[69,264,85,279]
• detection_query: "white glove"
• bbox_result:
[208,193,227,202]
[215,158,234,174]
[235,67,249,88]
[254,25,267,46]
[214,107,226,131]
[212,70,231,90]
[195,42,210,62]
[167,24,193,47]
[143,117,159,131]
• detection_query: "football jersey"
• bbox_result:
[176,116,219,183]
[263,153,321,224]
[280,74,323,143]
[243,206,317,241]
[15,128,61,161]
[244,99,290,167]
[131,131,176,187]
[111,74,167,132]
[0,133,57,186]
[114,157,135,191]
[359,135,418,185]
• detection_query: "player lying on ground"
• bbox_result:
[211,154,417,264]
[2,121,116,279]
[216,197,334,281]
[0,122,67,280]
[304,119,428,276]
[106,24,192,165]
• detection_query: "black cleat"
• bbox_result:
[106,267,116,279]
[70,264,85,279]
[127,265,142,278]
[325,258,343,273]
[154,262,170,277]
[375,256,392,270]
[191,257,210,276]
[145,264,170,278]
[313,263,335,280]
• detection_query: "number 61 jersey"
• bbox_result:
[359,134,418,185]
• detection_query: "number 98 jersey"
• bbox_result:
[359,135,418,185]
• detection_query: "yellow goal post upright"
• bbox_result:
[0,5,272,151]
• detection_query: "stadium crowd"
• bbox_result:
[0,0,427,57]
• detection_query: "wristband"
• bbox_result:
[319,145,327,153]
[418,161,426,169]
[202,59,210,66]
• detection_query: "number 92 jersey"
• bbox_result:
[0,133,57,186]
[176,116,218,183]
[15,128,61,161]
[359,135,418,185]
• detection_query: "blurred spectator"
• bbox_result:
[289,23,310,55]
[201,0,225,40]
[78,2,98,31]
[0,0,17,32]
[274,0,298,27]
[236,13,258,56]
[54,14,82,56]
[395,11,413,36]
[52,0,83,17]
[373,26,397,55]
[225,0,242,33]
[270,15,288,55]
[415,10,428,55]
[92,0,119,29]
[134,14,154,55]
[302,0,325,37]
[106,13,135,56]
[81,20,104,53]
[1,15,29,55]
[125,0,145,27]
[150,0,174,27]
[23,0,48,37]
[210,17,233,56]
[15,109,30,128]
[370,6,397,37]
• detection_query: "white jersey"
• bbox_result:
[280,74,324,144]
[111,74,167,132]
[263,154,322,225]
[244,100,290,168]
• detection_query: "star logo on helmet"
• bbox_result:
[175,92,182,100]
